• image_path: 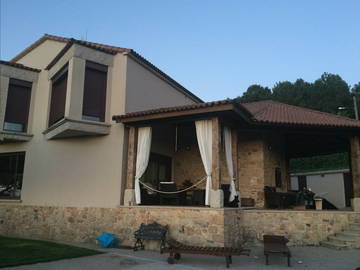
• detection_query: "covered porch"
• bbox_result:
[113,100,360,211]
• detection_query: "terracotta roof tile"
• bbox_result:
[0,60,41,72]
[113,99,360,129]
[113,99,235,121]
[11,34,203,103]
[243,100,360,128]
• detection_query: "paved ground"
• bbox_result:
[3,244,360,270]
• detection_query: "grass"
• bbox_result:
[0,236,102,268]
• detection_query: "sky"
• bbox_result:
[1,0,359,101]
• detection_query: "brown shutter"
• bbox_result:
[4,79,32,132]
[82,61,107,122]
[49,66,68,127]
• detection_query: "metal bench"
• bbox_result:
[133,222,168,252]
[163,240,251,268]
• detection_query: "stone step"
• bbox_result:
[338,231,360,239]
[349,224,360,231]
[328,235,357,245]
[320,240,350,250]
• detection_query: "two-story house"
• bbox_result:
[0,34,202,207]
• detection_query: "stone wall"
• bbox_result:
[226,209,360,246]
[1,204,359,249]
[0,205,226,248]
[237,133,266,207]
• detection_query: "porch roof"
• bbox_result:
[113,99,360,131]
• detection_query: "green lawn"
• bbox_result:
[0,236,102,268]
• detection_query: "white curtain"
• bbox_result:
[134,127,152,204]
[224,126,239,203]
[195,120,213,206]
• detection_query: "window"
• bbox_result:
[4,79,32,132]
[82,61,107,122]
[0,152,25,199]
[49,65,68,127]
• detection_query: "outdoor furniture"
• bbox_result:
[163,240,251,268]
[263,235,291,267]
[191,189,205,206]
[133,222,168,252]
[264,186,297,209]
[159,182,180,205]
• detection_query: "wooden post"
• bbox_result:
[212,117,221,190]
[284,156,291,191]
[231,129,238,190]
[126,126,138,189]
[350,136,360,197]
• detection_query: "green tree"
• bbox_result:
[237,84,271,103]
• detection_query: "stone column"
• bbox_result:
[350,136,360,211]
[123,126,138,206]
[210,117,223,208]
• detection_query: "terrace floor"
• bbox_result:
[3,243,359,270]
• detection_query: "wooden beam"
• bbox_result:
[126,126,138,189]
[212,117,221,190]
[350,136,360,197]
[231,129,238,190]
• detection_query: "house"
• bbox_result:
[0,34,202,207]
[0,35,359,248]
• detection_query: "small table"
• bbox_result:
[263,235,291,267]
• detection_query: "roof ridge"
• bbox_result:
[0,60,41,72]
[244,99,360,123]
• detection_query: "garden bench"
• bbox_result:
[263,235,291,267]
[162,240,251,268]
[133,222,168,252]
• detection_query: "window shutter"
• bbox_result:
[49,67,68,127]
[4,79,32,132]
[82,61,107,122]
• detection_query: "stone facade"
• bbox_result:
[1,204,359,249]
[169,130,287,207]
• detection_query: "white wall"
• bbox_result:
[291,173,346,209]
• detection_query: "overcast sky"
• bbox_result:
[1,0,359,101]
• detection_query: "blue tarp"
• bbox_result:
[96,233,118,248]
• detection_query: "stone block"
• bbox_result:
[210,189,224,208]
[351,197,360,212]
[123,189,135,206]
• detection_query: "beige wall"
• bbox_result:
[1,42,200,207]
[124,56,196,113]
[0,52,127,207]
[16,40,67,69]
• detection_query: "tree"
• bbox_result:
[236,73,354,118]
[236,84,271,103]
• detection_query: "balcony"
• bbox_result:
[43,117,110,140]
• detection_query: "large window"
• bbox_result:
[0,152,25,199]
[49,65,68,127]
[4,79,32,132]
[82,61,108,122]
